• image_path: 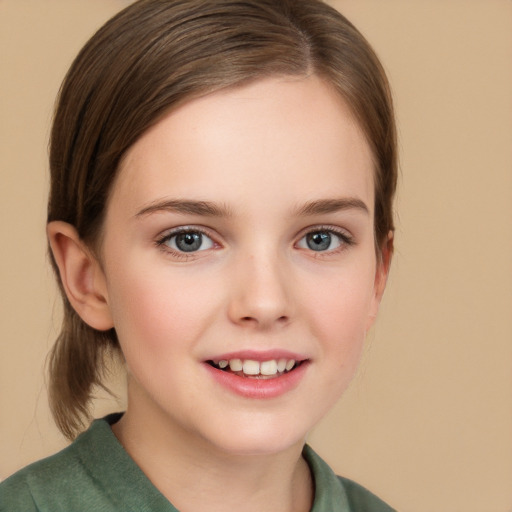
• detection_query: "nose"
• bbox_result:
[227,251,293,329]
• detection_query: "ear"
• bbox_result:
[366,231,394,331]
[47,221,114,331]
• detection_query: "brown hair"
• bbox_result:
[47,0,397,439]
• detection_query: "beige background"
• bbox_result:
[1,1,511,510]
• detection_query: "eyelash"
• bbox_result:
[155,227,217,260]
[296,225,355,255]
[154,225,355,260]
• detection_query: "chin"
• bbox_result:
[216,434,306,458]
[199,414,311,458]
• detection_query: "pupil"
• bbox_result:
[307,232,330,251]
[176,232,202,252]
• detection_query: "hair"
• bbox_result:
[47,0,397,440]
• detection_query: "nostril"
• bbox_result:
[240,315,288,323]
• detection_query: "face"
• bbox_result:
[99,75,388,456]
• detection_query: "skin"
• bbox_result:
[48,75,391,512]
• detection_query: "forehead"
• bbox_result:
[112,75,374,217]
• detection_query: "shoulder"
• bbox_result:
[0,443,78,512]
[303,444,396,512]
[337,476,397,512]
[0,469,36,511]
[0,414,174,512]
[0,415,122,512]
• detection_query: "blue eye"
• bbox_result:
[162,230,214,253]
[297,230,349,252]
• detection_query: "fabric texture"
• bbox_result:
[0,414,395,511]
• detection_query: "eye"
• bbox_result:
[297,229,352,252]
[160,229,215,253]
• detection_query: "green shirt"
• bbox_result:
[0,414,395,511]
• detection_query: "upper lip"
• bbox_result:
[204,349,309,363]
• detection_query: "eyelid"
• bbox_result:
[295,225,355,251]
[155,225,220,258]
[297,224,353,240]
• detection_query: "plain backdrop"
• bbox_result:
[1,1,511,511]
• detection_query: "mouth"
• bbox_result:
[206,358,305,379]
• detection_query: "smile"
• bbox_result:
[204,351,310,398]
[207,358,300,379]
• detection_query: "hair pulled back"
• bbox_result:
[47,0,397,439]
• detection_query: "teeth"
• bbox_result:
[229,359,243,371]
[277,359,287,372]
[215,358,298,376]
[242,360,260,375]
[260,360,278,376]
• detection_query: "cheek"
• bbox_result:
[301,261,377,375]
[305,262,377,335]
[105,264,221,356]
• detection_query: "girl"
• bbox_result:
[0,1,397,510]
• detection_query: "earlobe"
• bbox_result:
[47,221,114,331]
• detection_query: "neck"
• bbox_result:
[112,384,313,512]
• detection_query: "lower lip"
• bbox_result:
[204,362,309,399]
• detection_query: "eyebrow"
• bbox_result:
[135,199,232,218]
[135,197,369,219]
[294,198,370,216]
